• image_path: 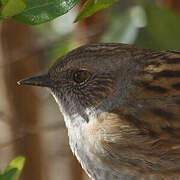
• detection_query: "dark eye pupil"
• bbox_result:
[75,72,81,80]
[73,70,90,83]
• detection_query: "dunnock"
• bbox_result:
[18,43,180,180]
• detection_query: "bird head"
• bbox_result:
[18,44,138,127]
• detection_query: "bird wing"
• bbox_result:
[92,50,180,176]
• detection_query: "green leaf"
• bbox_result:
[13,0,81,25]
[5,156,25,180]
[0,169,17,180]
[75,0,117,22]
[1,0,26,17]
[0,156,26,180]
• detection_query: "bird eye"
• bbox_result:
[73,70,91,84]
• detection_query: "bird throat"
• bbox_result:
[50,91,96,129]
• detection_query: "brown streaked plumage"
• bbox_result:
[18,43,180,180]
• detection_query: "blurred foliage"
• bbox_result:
[103,5,146,43]
[138,0,180,50]
[50,37,77,66]
[0,156,25,180]
[74,0,117,22]
[103,0,180,50]
[0,0,117,25]
[38,0,180,68]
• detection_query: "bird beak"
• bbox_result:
[17,72,52,88]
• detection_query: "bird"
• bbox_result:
[18,43,180,180]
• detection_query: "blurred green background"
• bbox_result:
[0,0,180,180]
